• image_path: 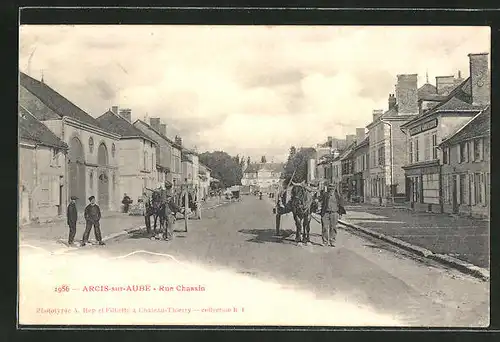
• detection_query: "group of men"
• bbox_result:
[66,195,105,247]
[275,182,345,247]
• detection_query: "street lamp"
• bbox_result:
[380,119,394,206]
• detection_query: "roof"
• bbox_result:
[352,136,369,152]
[440,106,490,147]
[340,141,357,161]
[19,105,68,149]
[418,83,438,97]
[19,72,103,129]
[133,119,182,149]
[401,77,484,129]
[244,162,284,174]
[97,111,156,143]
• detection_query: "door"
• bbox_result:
[452,175,458,214]
[58,182,63,215]
[98,171,109,210]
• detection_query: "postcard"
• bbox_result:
[18,23,490,327]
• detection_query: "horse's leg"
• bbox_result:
[304,215,311,243]
[153,213,158,236]
[293,213,302,243]
[145,214,152,236]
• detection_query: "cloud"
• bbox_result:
[19,25,490,162]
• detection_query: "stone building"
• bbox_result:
[19,72,121,211]
[19,105,68,224]
[401,53,489,213]
[351,133,370,203]
[242,162,284,193]
[97,108,158,204]
[366,73,445,206]
[438,106,490,218]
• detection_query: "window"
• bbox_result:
[111,143,116,157]
[151,152,154,171]
[473,139,482,161]
[442,175,449,204]
[414,138,420,162]
[432,133,438,159]
[460,143,467,163]
[409,140,413,164]
[89,171,94,190]
[459,174,467,204]
[89,137,94,153]
[144,151,148,170]
[51,149,60,166]
[424,133,431,160]
[378,146,385,166]
[443,148,448,164]
[474,173,483,204]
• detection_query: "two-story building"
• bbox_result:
[198,163,212,200]
[351,135,370,203]
[340,142,356,201]
[97,108,158,204]
[438,106,490,218]
[19,105,68,224]
[401,53,489,213]
[242,162,284,192]
[19,72,121,211]
[133,117,184,189]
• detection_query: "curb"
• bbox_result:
[339,219,490,281]
[101,225,145,242]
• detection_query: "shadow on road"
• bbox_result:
[238,228,294,243]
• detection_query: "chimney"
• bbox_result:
[457,70,462,80]
[356,128,366,143]
[395,74,419,115]
[345,134,356,147]
[388,94,396,110]
[373,109,384,121]
[111,106,119,115]
[149,117,161,132]
[175,136,182,146]
[469,52,490,106]
[160,123,167,136]
[118,108,131,122]
[435,76,455,95]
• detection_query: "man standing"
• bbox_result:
[163,183,182,241]
[67,196,78,246]
[274,184,290,236]
[82,196,105,246]
[319,183,344,247]
[121,193,132,213]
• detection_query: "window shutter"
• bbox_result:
[471,174,476,206]
[480,139,484,161]
[457,145,461,164]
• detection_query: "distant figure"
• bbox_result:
[121,193,132,213]
[67,196,78,246]
[82,196,105,246]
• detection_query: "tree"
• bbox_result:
[199,151,243,188]
[282,147,316,185]
[261,155,267,163]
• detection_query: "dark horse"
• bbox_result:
[290,182,319,245]
[145,190,167,238]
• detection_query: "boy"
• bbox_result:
[81,196,105,246]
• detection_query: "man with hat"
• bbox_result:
[163,181,182,241]
[82,196,105,246]
[319,183,344,247]
[67,195,78,245]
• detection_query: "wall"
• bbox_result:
[134,121,173,173]
[19,143,66,223]
[440,115,477,141]
[117,138,156,202]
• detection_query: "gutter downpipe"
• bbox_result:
[380,119,394,206]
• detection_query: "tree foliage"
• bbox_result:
[199,151,243,188]
[283,146,316,185]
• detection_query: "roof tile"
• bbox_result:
[19,106,68,149]
[97,111,154,142]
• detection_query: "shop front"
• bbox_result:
[403,160,442,213]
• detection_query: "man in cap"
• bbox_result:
[67,196,78,246]
[319,183,344,247]
[121,193,132,213]
[81,196,105,246]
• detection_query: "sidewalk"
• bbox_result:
[341,203,489,269]
[19,212,145,246]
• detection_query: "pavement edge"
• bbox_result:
[338,219,490,281]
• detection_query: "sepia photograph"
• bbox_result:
[18,23,490,327]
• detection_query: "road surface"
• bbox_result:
[19,195,489,327]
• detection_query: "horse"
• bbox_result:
[144,190,167,238]
[290,182,319,245]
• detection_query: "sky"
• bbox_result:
[19,25,490,162]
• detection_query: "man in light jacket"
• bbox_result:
[319,183,345,247]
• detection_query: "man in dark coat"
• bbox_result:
[162,183,182,241]
[67,196,78,245]
[81,196,105,246]
[121,193,132,213]
[319,183,345,247]
[274,183,292,236]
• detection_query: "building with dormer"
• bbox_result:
[242,162,284,192]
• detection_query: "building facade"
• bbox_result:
[401,53,489,213]
[198,163,212,200]
[19,72,121,211]
[351,136,370,203]
[97,109,158,204]
[439,106,490,218]
[242,162,284,192]
[19,105,68,224]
